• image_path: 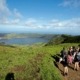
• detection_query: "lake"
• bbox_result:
[0,37,49,45]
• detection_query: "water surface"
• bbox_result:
[0,37,48,45]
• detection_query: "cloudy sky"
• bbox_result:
[0,0,80,35]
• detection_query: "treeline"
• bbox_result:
[45,34,80,46]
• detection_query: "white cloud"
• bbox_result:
[0,0,11,25]
[0,18,21,25]
[25,18,48,29]
[25,18,37,24]
[0,0,11,15]
[45,18,80,35]
[48,18,80,29]
[25,18,37,28]
[13,8,23,18]
[0,16,9,24]
[0,0,23,25]
[0,0,80,33]
[49,19,62,27]
[20,17,80,30]
[23,18,80,31]
[10,19,20,25]
[59,0,80,8]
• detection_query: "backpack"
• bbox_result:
[67,55,73,64]
[76,52,80,61]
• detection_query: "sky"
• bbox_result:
[0,0,80,35]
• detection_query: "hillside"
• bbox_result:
[0,43,80,80]
[46,35,80,46]
[0,44,63,80]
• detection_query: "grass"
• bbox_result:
[0,43,79,80]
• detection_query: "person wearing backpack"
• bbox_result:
[67,52,73,64]
[63,53,69,76]
[74,49,80,71]
[59,47,67,63]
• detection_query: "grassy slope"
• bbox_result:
[46,35,80,46]
[0,43,79,80]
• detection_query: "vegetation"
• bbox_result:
[0,43,79,80]
[0,33,80,80]
[46,34,80,46]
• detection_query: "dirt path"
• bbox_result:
[58,62,80,80]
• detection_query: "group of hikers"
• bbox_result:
[59,45,80,76]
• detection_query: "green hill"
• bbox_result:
[0,42,80,80]
[0,44,63,80]
[45,34,80,46]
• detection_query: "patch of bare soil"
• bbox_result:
[11,53,44,80]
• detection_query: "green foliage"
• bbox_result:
[41,54,62,80]
[46,34,80,46]
[46,35,64,45]
[62,35,80,43]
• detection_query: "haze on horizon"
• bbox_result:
[0,0,80,35]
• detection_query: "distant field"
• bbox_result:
[0,43,79,80]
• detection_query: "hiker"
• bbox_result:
[67,52,73,64]
[74,48,80,71]
[72,49,77,63]
[59,47,67,63]
[63,54,68,76]
[70,46,73,52]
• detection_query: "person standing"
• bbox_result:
[74,48,80,71]
[63,53,68,76]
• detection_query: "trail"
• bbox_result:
[57,62,80,80]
